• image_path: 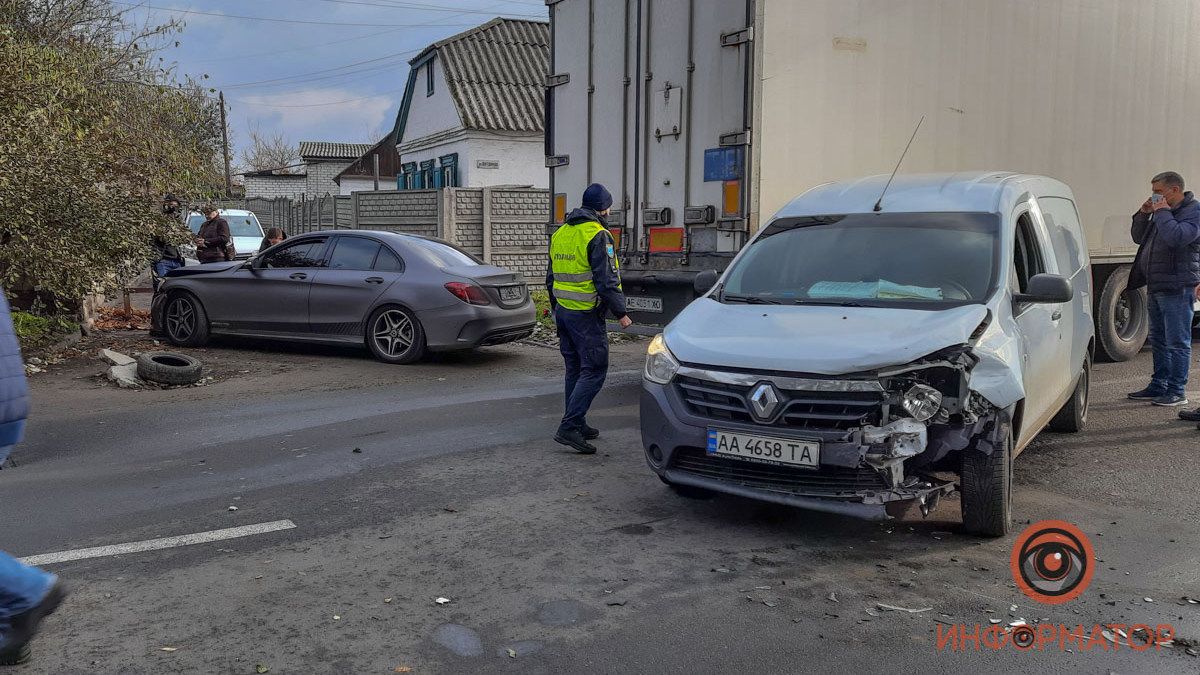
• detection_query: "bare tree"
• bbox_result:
[240,124,300,174]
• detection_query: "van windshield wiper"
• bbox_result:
[722,294,784,305]
[792,299,866,307]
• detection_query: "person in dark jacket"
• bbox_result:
[152,195,187,291]
[1127,171,1200,409]
[195,206,231,264]
[0,288,67,666]
[545,183,633,454]
[258,227,287,253]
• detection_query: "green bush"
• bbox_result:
[11,310,76,350]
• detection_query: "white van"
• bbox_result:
[640,172,1093,536]
[185,209,265,261]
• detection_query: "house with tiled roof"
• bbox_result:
[299,141,373,196]
[388,17,548,190]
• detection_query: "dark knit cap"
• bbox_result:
[582,183,613,212]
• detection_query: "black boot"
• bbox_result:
[554,428,597,454]
[581,424,600,440]
[0,581,67,665]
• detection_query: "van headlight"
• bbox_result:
[901,384,943,422]
[644,334,680,384]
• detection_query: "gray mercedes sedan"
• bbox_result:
[150,230,536,364]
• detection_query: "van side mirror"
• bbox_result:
[694,270,720,296]
[1014,273,1072,304]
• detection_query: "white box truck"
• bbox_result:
[545,0,1200,360]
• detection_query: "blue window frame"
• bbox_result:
[399,162,417,190]
[418,160,435,189]
[438,153,459,188]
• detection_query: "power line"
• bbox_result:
[112,2,531,27]
[221,47,419,89]
[308,0,542,15]
[230,88,405,108]
[193,26,409,64]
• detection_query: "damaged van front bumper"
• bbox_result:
[641,345,1013,521]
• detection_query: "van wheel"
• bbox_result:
[960,430,1012,537]
[366,306,426,364]
[1095,266,1147,362]
[1049,356,1090,432]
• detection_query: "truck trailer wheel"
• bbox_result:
[1095,266,1147,362]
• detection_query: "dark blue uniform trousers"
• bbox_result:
[555,307,608,433]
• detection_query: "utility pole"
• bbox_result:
[219,90,232,196]
[373,153,380,191]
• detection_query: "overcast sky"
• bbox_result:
[120,0,548,163]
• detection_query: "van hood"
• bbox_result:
[663,298,990,375]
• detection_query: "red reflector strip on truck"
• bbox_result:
[648,227,685,253]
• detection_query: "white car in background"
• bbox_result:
[184,209,265,261]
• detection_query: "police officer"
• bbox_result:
[547,183,633,454]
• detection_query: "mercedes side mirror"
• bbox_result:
[694,270,720,296]
[1014,273,1072,304]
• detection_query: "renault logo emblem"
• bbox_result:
[748,383,781,421]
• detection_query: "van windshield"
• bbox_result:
[720,212,999,307]
[187,213,263,238]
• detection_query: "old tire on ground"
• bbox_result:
[960,428,1013,537]
[1049,355,1090,432]
[1095,266,1148,362]
[136,352,203,386]
[163,292,211,348]
[365,305,427,365]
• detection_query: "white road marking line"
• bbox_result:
[19,520,297,566]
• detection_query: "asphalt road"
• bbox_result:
[3,336,1200,674]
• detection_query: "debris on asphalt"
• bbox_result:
[435,597,451,605]
[1009,604,1018,612]
[1144,597,1154,603]
[506,648,517,658]
[827,592,839,603]
[864,608,880,617]
[606,599,627,606]
[394,667,413,673]
[333,615,341,620]
[989,618,1002,625]
[228,506,239,512]
[1184,596,1200,604]
[384,598,393,604]
[763,600,778,608]
[107,362,141,388]
[100,348,135,367]
[712,567,733,573]
[255,665,270,674]
[898,581,915,588]
[443,507,458,513]
[352,448,362,454]
[876,603,932,614]
[159,647,178,652]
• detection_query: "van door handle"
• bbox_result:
[365,277,384,284]
[289,272,307,280]
[1051,309,1062,321]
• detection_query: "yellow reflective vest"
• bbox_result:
[550,220,620,311]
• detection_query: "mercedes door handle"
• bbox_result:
[365,277,384,284]
[289,272,308,280]
[1051,310,1062,321]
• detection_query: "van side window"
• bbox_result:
[1013,213,1045,294]
[1038,197,1086,275]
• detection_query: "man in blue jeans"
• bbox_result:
[1127,171,1200,408]
[0,289,66,665]
[546,184,633,453]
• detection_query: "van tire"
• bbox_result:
[960,430,1012,537]
[1049,356,1090,432]
[1095,266,1148,362]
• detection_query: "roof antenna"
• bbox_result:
[873,115,925,212]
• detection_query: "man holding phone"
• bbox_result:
[1128,171,1200,409]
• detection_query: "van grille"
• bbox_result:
[670,447,886,497]
[675,376,884,431]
